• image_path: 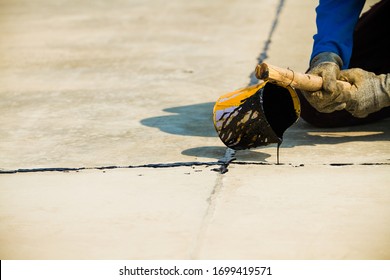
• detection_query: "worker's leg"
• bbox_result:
[349,0,390,74]
[297,0,390,128]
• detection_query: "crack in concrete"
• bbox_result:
[249,0,286,85]
[212,148,237,174]
[213,0,287,174]
[233,161,390,167]
[0,161,390,174]
[0,161,221,174]
[1,161,388,175]
[190,173,224,259]
[190,0,287,258]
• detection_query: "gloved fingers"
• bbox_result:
[301,90,333,112]
[339,68,367,85]
[309,62,340,94]
[350,110,369,118]
[322,70,338,93]
[333,84,352,103]
[301,87,349,113]
[340,69,390,118]
[320,102,347,113]
[309,91,324,100]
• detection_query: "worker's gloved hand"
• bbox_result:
[301,52,347,112]
[340,68,390,118]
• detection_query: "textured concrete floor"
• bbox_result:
[0,0,389,259]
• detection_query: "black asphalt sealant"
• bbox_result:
[1,162,388,174]
[215,0,287,173]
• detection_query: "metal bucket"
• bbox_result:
[213,81,300,150]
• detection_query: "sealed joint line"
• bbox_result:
[0,167,87,174]
[328,162,390,166]
[215,0,287,173]
[232,161,390,167]
[249,0,286,85]
[213,148,237,174]
[0,161,222,174]
[232,161,302,167]
[1,161,388,175]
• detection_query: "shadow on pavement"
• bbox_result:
[140,102,389,162]
[141,102,388,162]
[283,118,390,147]
[181,146,272,162]
[141,102,388,142]
[141,102,273,161]
[141,102,217,137]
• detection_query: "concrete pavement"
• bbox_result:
[1,0,389,259]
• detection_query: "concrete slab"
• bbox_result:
[258,118,390,165]
[0,0,281,169]
[0,167,217,259]
[0,0,389,260]
[196,164,390,259]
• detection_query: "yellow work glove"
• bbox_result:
[340,68,390,118]
[301,52,348,113]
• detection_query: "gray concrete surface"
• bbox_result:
[0,0,389,259]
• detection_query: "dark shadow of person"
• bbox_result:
[141,102,272,161]
[141,102,217,137]
[140,102,389,162]
[181,146,272,162]
[282,118,390,148]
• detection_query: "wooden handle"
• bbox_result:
[255,62,352,92]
